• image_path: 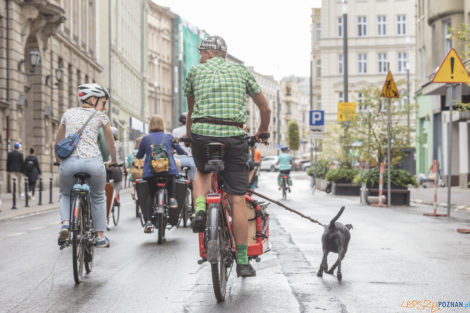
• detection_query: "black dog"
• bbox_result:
[317,206,353,281]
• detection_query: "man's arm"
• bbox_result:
[186,97,194,137]
[251,92,271,141]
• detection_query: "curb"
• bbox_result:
[0,203,60,222]
[411,199,470,212]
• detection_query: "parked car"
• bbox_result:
[301,161,311,171]
[260,156,278,171]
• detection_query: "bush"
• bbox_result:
[325,168,359,183]
[307,159,330,178]
[353,168,418,188]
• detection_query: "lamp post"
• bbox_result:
[406,36,411,145]
[342,0,348,103]
[153,57,159,114]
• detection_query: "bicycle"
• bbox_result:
[176,165,193,228]
[58,170,96,284]
[105,163,123,228]
[280,172,289,200]
[182,135,270,302]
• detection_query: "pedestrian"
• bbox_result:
[24,148,41,200]
[7,142,24,197]
[126,136,144,200]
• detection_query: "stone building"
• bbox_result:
[148,2,176,131]
[415,0,470,187]
[0,0,101,189]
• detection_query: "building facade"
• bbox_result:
[311,8,322,111]
[148,2,175,131]
[0,0,101,189]
[415,0,470,187]
[317,0,416,125]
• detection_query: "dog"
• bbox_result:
[317,206,353,281]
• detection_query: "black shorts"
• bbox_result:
[190,133,249,195]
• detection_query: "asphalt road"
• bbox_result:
[1,172,469,313]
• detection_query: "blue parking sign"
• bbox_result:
[309,110,324,126]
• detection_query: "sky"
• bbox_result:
[153,0,322,80]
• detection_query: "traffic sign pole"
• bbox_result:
[387,97,391,208]
[446,85,454,217]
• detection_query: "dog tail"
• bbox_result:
[329,206,345,228]
[345,224,353,230]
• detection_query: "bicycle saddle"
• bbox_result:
[74,172,91,181]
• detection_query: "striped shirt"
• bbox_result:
[184,57,261,137]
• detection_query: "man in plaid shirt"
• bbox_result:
[184,36,270,277]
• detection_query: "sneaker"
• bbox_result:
[144,221,154,233]
[57,224,69,242]
[236,263,256,277]
[169,198,178,209]
[191,210,206,233]
[288,187,291,193]
[95,236,110,248]
[131,191,136,200]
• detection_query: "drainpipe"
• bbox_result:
[6,0,10,105]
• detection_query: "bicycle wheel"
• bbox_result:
[207,203,228,302]
[157,213,164,244]
[71,195,85,284]
[282,181,287,200]
[135,198,139,218]
[183,187,192,228]
[84,195,94,273]
[112,204,120,226]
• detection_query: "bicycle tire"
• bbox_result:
[71,195,85,284]
[112,204,120,226]
[207,203,228,302]
[157,213,164,244]
[282,180,287,200]
[84,194,94,273]
[183,188,191,228]
[135,199,139,218]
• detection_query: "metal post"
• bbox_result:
[12,177,17,210]
[276,89,281,155]
[49,177,53,204]
[38,177,43,205]
[310,59,313,163]
[387,98,392,207]
[108,0,112,122]
[446,85,454,217]
[406,68,410,144]
[343,10,348,102]
[24,177,29,207]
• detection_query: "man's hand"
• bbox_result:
[255,130,270,143]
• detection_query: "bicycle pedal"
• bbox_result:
[255,257,261,262]
[197,258,207,265]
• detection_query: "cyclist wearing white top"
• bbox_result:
[172,112,196,180]
[54,83,117,248]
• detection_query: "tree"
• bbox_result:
[348,83,411,167]
[287,120,300,155]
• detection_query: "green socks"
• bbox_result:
[236,244,249,265]
[195,196,206,213]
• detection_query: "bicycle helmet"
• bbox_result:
[281,146,289,152]
[78,83,109,102]
[111,126,118,140]
[179,112,187,124]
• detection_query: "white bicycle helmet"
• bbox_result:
[78,83,109,102]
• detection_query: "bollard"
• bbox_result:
[12,177,17,210]
[24,177,29,207]
[377,162,386,207]
[423,160,447,217]
[49,177,53,204]
[38,178,43,205]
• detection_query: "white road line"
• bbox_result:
[6,232,27,237]
[30,226,45,231]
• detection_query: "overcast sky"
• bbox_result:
[153,0,322,80]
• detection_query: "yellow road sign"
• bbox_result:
[432,48,470,84]
[380,71,400,98]
[338,102,356,122]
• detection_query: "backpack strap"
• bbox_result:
[77,110,98,137]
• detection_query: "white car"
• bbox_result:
[260,156,278,172]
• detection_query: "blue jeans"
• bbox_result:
[59,157,107,231]
[174,155,196,180]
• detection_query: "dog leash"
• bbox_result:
[248,189,325,227]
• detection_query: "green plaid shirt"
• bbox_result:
[184,57,261,137]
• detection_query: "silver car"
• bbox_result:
[260,156,279,172]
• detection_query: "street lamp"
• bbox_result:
[45,67,64,88]
[17,49,41,73]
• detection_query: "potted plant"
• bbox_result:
[325,168,360,196]
[307,159,330,190]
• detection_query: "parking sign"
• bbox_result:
[309,110,324,126]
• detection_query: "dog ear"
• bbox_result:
[345,224,353,230]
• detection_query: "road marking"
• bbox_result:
[30,226,45,231]
[6,232,27,237]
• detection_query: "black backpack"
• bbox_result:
[25,158,35,173]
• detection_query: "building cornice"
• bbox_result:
[55,32,102,71]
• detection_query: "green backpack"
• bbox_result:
[148,134,170,173]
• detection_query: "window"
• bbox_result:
[377,16,386,36]
[357,92,366,112]
[358,53,367,74]
[339,54,344,74]
[316,23,321,42]
[339,91,344,103]
[397,15,406,35]
[317,59,321,77]
[444,21,452,53]
[378,53,387,73]
[358,16,367,37]
[398,52,408,73]
[316,95,322,110]
[338,17,343,37]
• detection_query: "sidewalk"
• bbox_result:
[410,186,470,211]
[0,187,61,221]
